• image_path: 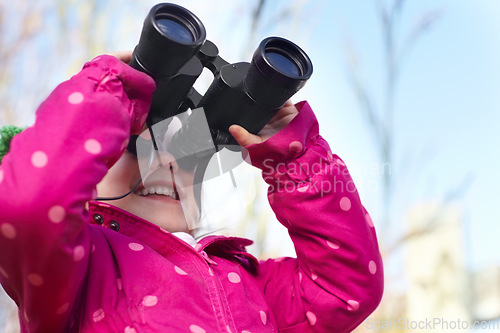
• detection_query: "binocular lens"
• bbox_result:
[153,5,204,45]
[265,49,302,77]
[156,17,195,43]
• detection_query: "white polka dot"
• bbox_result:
[260,310,267,325]
[93,308,105,322]
[84,139,102,155]
[327,151,333,162]
[117,278,123,290]
[339,197,351,211]
[311,272,318,281]
[56,302,70,315]
[297,183,309,192]
[347,300,360,311]
[68,92,84,105]
[0,266,9,279]
[73,245,85,262]
[1,223,16,239]
[306,311,317,326]
[326,240,340,250]
[124,326,137,333]
[0,169,4,184]
[128,243,144,251]
[27,274,44,286]
[189,324,206,333]
[366,213,374,227]
[228,272,241,283]
[48,205,65,223]
[31,151,48,168]
[369,261,377,274]
[289,141,303,153]
[175,266,188,275]
[142,295,158,307]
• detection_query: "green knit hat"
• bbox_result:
[0,126,25,164]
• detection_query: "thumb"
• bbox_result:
[229,125,262,147]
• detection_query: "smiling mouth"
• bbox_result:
[135,185,180,200]
[134,162,180,201]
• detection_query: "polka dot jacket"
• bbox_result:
[0,55,383,332]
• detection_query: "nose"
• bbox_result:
[148,149,179,173]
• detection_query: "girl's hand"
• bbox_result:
[229,100,298,147]
[110,50,149,134]
[110,50,133,64]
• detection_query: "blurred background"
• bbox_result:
[1,0,499,332]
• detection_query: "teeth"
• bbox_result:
[137,186,176,199]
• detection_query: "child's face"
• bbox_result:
[95,148,198,234]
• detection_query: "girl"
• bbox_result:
[0,53,383,332]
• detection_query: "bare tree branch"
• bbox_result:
[398,9,444,68]
[345,0,446,239]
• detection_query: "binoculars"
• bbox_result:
[128,3,313,151]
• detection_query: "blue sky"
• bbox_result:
[298,0,500,270]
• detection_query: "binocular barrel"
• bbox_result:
[129,2,313,143]
[128,3,207,126]
[199,36,312,136]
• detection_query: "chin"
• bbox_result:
[135,207,189,233]
[152,215,189,233]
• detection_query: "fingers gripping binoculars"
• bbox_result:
[128,3,313,149]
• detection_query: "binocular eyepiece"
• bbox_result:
[129,3,206,78]
[129,2,313,140]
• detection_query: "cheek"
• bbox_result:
[112,157,139,183]
[169,169,196,195]
[96,154,139,196]
[178,170,196,187]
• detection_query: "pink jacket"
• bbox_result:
[0,56,383,332]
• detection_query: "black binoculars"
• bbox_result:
[128,3,313,151]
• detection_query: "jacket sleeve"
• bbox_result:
[246,101,384,333]
[0,55,155,331]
